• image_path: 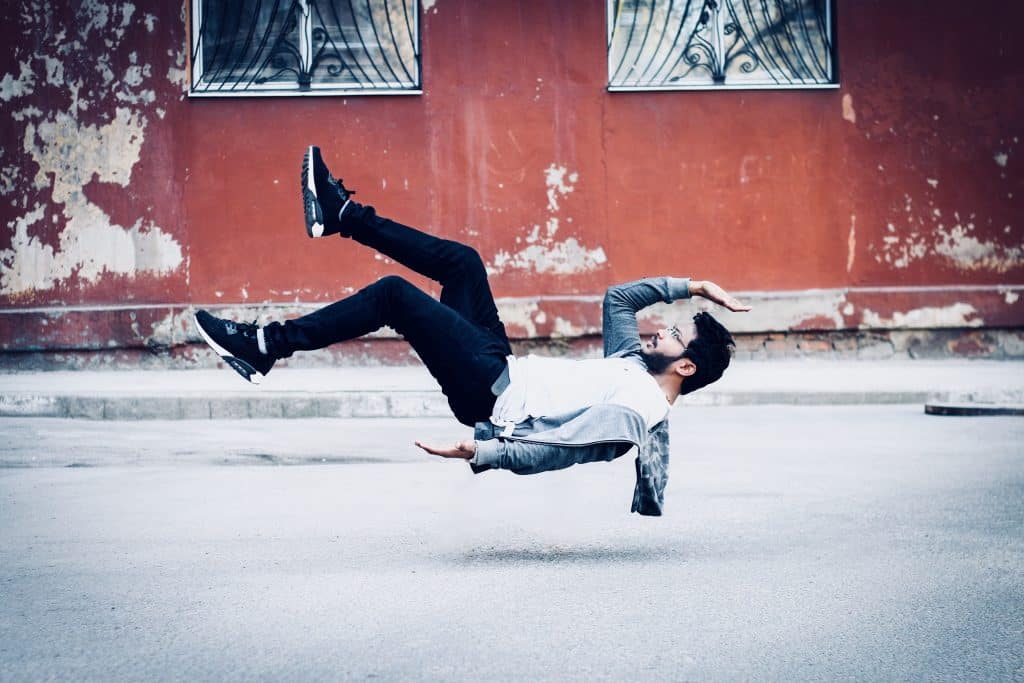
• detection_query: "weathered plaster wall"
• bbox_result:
[1,2,187,296]
[1,0,1021,361]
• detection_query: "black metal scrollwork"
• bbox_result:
[191,0,419,94]
[609,0,834,89]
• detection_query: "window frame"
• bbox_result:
[187,0,422,98]
[606,0,839,92]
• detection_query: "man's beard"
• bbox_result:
[640,349,683,374]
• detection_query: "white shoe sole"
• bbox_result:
[194,314,263,385]
[307,145,325,237]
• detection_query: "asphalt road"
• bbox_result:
[1,406,1022,681]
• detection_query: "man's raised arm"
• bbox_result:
[602,277,752,358]
[602,277,692,358]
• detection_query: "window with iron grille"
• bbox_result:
[607,0,837,90]
[189,0,420,96]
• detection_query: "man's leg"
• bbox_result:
[263,276,507,425]
[340,202,510,346]
[197,146,510,421]
[303,145,509,345]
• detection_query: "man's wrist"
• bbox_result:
[472,440,501,467]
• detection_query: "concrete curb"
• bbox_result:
[3,361,1021,420]
[0,389,951,420]
[0,391,449,420]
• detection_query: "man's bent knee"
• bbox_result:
[447,243,486,278]
[375,274,414,290]
[367,275,418,307]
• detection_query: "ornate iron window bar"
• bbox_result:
[607,0,837,90]
[189,0,420,96]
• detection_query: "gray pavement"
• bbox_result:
[1,359,1023,419]
[1,405,1023,681]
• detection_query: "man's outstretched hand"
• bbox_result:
[690,280,752,312]
[415,440,477,460]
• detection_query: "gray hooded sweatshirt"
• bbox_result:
[470,277,691,516]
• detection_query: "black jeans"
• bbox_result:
[263,202,512,426]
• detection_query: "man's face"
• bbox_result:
[643,322,696,358]
[640,322,697,375]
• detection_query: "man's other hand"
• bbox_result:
[690,280,752,312]
[415,440,477,459]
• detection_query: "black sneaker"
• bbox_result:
[194,310,275,384]
[301,145,355,238]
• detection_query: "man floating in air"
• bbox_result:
[195,147,751,515]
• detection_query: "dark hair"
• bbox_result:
[680,311,734,395]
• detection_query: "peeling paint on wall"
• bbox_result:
[27,107,146,201]
[3,106,184,295]
[1,0,184,299]
[2,203,48,294]
[551,316,582,338]
[846,215,856,273]
[643,289,850,334]
[1,206,182,296]
[0,61,37,102]
[496,299,541,338]
[933,224,1022,272]
[0,152,20,195]
[166,46,187,90]
[492,236,607,275]
[544,164,577,212]
[860,303,983,329]
[872,184,1022,272]
[841,93,856,124]
[488,165,606,275]
[876,217,1022,273]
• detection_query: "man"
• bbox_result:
[195,146,750,515]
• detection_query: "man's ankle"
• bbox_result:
[259,321,292,359]
[336,199,370,238]
[256,327,270,355]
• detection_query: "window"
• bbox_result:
[607,0,836,90]
[189,0,420,96]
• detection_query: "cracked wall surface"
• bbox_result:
[0,1,186,305]
[487,164,607,276]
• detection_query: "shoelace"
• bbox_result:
[239,320,259,339]
[329,173,356,196]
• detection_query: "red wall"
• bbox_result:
[1,0,1022,355]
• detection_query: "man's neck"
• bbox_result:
[653,372,682,405]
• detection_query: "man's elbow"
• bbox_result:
[603,285,627,309]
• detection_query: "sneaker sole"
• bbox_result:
[302,145,325,238]
[194,313,264,385]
